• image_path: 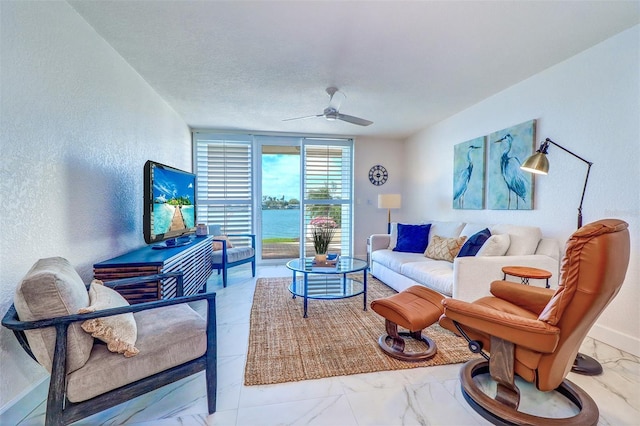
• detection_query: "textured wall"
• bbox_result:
[404,26,640,355]
[0,2,191,408]
[353,136,406,258]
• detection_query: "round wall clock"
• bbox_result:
[369,164,388,186]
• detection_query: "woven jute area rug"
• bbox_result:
[244,276,479,386]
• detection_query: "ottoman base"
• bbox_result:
[371,285,445,362]
[378,321,437,362]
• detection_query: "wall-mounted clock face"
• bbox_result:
[369,164,388,186]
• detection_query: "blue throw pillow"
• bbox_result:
[393,223,431,253]
[457,228,491,257]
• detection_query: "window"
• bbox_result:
[303,139,353,257]
[193,133,253,235]
[193,132,353,260]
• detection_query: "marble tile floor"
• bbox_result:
[10,264,640,425]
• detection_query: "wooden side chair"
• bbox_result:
[2,257,217,426]
[439,219,630,425]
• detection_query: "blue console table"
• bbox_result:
[93,235,214,304]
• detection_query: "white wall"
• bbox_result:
[353,137,405,259]
[404,26,640,356]
[0,2,191,408]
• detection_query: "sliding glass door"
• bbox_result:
[260,142,301,260]
[194,132,353,262]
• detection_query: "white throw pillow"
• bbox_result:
[476,234,510,256]
[490,224,542,256]
[78,280,139,357]
[388,222,398,250]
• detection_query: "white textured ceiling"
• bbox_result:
[69,1,639,139]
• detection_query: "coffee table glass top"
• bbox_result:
[286,257,368,274]
[286,257,368,317]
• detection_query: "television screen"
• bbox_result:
[144,160,197,244]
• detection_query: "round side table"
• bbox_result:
[502,266,551,288]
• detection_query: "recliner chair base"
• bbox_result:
[460,358,599,426]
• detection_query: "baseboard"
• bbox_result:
[0,376,48,425]
[589,323,640,357]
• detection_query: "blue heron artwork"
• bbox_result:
[453,137,485,209]
[488,120,535,210]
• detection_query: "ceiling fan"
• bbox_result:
[283,87,373,126]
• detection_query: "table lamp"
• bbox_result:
[378,194,402,234]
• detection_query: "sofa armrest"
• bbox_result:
[453,254,560,302]
[369,234,391,252]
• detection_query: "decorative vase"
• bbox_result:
[314,253,327,264]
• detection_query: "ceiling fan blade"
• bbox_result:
[282,114,323,122]
[326,87,346,111]
[336,113,373,126]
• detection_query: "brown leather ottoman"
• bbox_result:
[371,285,445,361]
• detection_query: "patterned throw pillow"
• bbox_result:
[79,280,139,357]
[212,235,234,251]
[425,235,468,262]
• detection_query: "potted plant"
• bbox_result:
[312,225,336,263]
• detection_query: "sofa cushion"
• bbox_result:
[393,223,431,253]
[457,228,491,257]
[491,224,542,256]
[459,222,494,238]
[371,249,426,271]
[13,257,94,373]
[78,280,139,358]
[425,235,467,262]
[427,221,465,242]
[400,261,455,296]
[476,234,510,256]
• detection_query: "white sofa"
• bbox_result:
[369,221,561,302]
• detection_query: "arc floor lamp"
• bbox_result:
[521,137,600,375]
[520,138,593,228]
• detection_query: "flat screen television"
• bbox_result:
[144,160,197,244]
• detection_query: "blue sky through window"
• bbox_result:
[262,154,300,200]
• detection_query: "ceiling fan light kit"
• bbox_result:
[284,87,373,126]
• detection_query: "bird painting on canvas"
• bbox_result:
[487,120,535,210]
[453,137,485,210]
[494,133,527,209]
[453,145,482,208]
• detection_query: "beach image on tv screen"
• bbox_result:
[152,167,195,236]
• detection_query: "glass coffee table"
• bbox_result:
[286,257,368,318]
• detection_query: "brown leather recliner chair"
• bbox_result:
[439,219,630,425]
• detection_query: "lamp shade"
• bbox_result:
[520,152,549,175]
[378,194,402,209]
